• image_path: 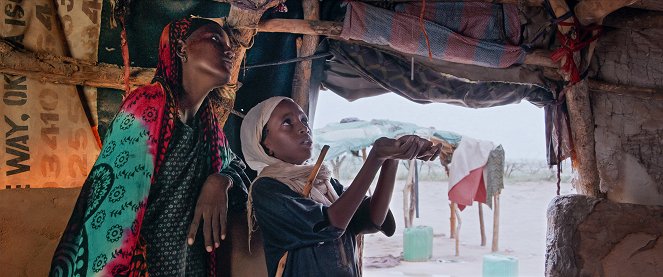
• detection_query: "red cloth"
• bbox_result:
[448,166,486,211]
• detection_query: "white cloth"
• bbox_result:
[447,136,495,191]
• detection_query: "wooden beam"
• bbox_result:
[291,0,320,115]
[3,39,661,104]
[256,19,559,68]
[356,0,663,11]
[258,19,342,37]
[0,39,153,90]
[588,80,663,100]
[603,8,663,29]
[574,0,638,26]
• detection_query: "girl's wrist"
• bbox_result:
[367,149,387,163]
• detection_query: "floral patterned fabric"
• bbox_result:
[49,18,234,277]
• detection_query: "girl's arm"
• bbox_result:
[327,136,426,230]
[368,159,398,227]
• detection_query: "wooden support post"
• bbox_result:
[215,1,282,125]
[491,192,500,252]
[479,203,486,247]
[291,0,320,116]
[403,160,416,228]
[565,81,602,196]
[548,0,603,197]
[453,202,461,256]
[449,202,457,239]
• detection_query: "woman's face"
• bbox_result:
[182,23,234,84]
[262,100,313,165]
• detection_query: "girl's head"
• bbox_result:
[155,17,235,90]
[241,97,313,173]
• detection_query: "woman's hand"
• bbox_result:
[187,173,232,252]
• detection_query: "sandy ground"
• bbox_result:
[357,179,576,277]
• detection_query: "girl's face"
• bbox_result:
[262,100,313,165]
[181,23,234,84]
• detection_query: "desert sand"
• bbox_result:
[360,180,576,277]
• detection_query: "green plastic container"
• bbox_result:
[482,254,518,277]
[403,226,433,262]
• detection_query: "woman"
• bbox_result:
[49,18,248,276]
[240,97,442,276]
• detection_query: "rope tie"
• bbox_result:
[550,17,602,85]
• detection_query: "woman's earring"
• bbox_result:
[181,55,187,63]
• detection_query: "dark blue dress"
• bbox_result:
[251,177,396,277]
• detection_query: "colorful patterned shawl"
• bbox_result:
[50,18,232,276]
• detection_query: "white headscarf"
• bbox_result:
[240,96,289,175]
[241,97,339,246]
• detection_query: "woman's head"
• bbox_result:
[155,18,234,89]
[240,97,313,173]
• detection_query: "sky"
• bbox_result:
[312,90,547,161]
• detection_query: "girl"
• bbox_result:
[240,97,442,276]
[50,18,248,276]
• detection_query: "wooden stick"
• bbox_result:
[491,192,500,252]
[453,202,461,256]
[303,145,330,197]
[449,202,457,239]
[275,252,288,277]
[403,160,416,228]
[479,203,486,247]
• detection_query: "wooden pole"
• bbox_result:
[403,160,416,228]
[479,203,486,247]
[491,192,500,252]
[291,0,320,116]
[548,0,603,197]
[453,202,461,256]
[449,202,456,239]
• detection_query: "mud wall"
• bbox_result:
[592,92,663,205]
[546,195,663,277]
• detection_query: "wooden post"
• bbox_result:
[449,202,456,239]
[491,192,500,252]
[548,0,603,197]
[221,1,283,126]
[453,202,461,256]
[479,203,486,247]
[403,160,416,228]
[291,0,320,116]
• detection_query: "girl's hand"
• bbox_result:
[416,143,444,161]
[187,173,232,252]
[372,135,433,161]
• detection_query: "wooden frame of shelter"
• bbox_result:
[2,0,663,276]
